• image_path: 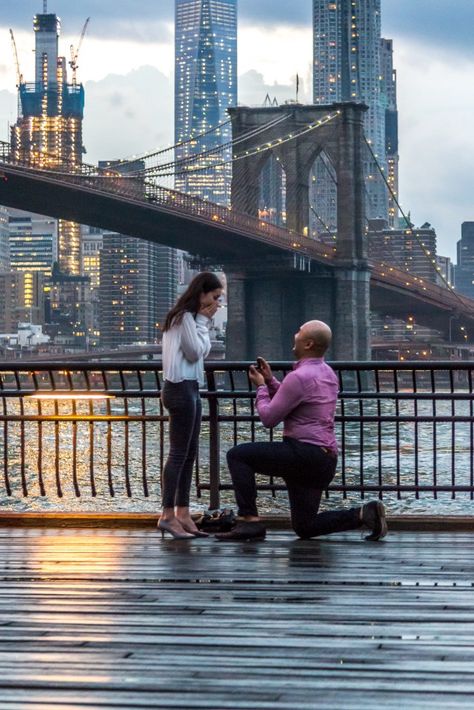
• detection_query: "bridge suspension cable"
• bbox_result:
[122,113,293,178]
[144,111,341,180]
[363,138,466,310]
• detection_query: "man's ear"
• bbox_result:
[304,339,315,351]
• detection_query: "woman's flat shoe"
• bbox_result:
[157,520,195,540]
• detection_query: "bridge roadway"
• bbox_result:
[1,158,474,334]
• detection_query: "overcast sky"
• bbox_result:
[1,0,473,259]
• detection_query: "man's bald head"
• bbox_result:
[293,320,332,359]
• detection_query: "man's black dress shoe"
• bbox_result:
[215,521,266,541]
[360,501,388,541]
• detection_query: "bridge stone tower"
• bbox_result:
[226,102,371,361]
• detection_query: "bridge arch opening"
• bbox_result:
[308,150,337,244]
[257,153,287,228]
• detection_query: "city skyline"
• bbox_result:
[1,1,473,258]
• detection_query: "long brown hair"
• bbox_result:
[163,272,223,331]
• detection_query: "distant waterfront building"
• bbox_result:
[8,209,56,277]
[455,222,474,298]
[10,6,84,275]
[312,0,388,232]
[368,221,438,283]
[48,264,91,348]
[0,207,9,271]
[99,233,178,349]
[81,226,103,292]
[435,255,455,289]
[0,271,46,332]
[97,161,178,347]
[175,0,237,204]
[81,226,103,347]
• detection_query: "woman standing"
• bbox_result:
[158,272,223,539]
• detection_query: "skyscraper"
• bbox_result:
[99,234,177,349]
[10,5,84,275]
[312,0,388,233]
[175,0,237,204]
[456,222,474,299]
[0,207,9,272]
[96,161,178,347]
[380,38,399,227]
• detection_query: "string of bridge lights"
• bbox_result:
[364,137,459,297]
[126,113,292,177]
[116,117,233,169]
[145,111,341,179]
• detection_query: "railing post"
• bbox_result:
[205,368,221,510]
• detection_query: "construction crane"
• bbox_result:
[69,17,90,86]
[9,29,23,87]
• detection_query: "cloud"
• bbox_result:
[239,70,310,107]
[0,90,17,140]
[83,66,174,163]
[395,38,474,256]
[383,0,474,58]
[3,1,174,40]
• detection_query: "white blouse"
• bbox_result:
[162,312,212,386]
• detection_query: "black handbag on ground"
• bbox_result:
[195,508,237,533]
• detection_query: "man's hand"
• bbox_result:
[249,364,265,387]
[256,356,273,384]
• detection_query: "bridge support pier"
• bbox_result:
[226,268,370,361]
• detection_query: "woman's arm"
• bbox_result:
[180,312,211,363]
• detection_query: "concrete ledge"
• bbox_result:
[0,512,473,531]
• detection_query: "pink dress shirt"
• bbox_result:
[255,357,339,452]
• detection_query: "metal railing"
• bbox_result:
[1,360,474,512]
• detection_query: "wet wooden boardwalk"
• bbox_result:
[0,527,474,709]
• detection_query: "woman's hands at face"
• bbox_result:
[199,301,219,319]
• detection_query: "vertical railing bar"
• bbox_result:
[31,371,45,497]
[106,395,114,497]
[449,367,455,499]
[14,371,28,497]
[375,368,382,499]
[394,368,401,499]
[356,368,364,499]
[119,370,132,498]
[469,368,474,500]
[54,398,62,497]
[0,373,11,496]
[430,368,437,500]
[65,370,80,496]
[158,372,165,499]
[137,370,149,498]
[338,368,346,499]
[84,370,96,496]
[206,369,220,511]
[229,370,238,446]
[412,368,419,499]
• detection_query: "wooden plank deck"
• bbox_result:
[0,528,473,709]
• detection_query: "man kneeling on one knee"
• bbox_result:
[216,320,387,543]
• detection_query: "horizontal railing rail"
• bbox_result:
[0,360,474,512]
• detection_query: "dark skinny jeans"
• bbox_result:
[227,437,362,538]
[161,380,201,508]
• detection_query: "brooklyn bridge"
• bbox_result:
[1,102,472,359]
